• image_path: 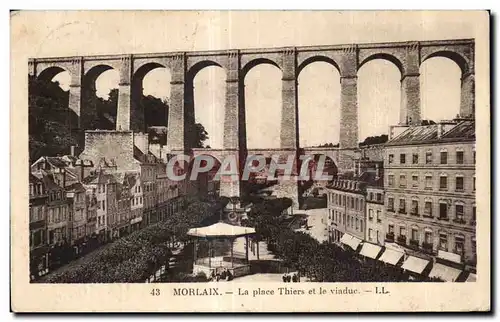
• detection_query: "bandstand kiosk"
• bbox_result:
[187,222,257,279]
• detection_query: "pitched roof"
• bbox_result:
[386,120,475,146]
[65,181,86,192]
[441,120,475,141]
[386,125,438,145]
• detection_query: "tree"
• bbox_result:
[359,134,388,147]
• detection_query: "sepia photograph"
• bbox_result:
[11,10,490,312]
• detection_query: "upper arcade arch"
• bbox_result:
[358,52,405,76]
[37,66,69,82]
[297,53,341,77]
[421,50,470,76]
[241,57,281,80]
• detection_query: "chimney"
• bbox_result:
[437,123,444,138]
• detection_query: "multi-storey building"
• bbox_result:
[384,120,476,269]
[29,174,49,280]
[365,185,385,246]
[38,173,70,269]
[125,171,143,232]
[326,159,383,249]
[326,179,366,248]
[139,153,160,226]
[65,182,88,256]
[112,173,132,239]
[82,170,117,243]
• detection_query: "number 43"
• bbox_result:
[151,288,160,296]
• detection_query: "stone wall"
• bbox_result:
[79,130,140,172]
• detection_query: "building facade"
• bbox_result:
[384,120,476,268]
[365,186,385,246]
[29,174,49,280]
[327,179,367,243]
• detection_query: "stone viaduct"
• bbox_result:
[29,39,475,204]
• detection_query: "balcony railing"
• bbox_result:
[422,242,433,253]
[385,232,395,242]
[409,239,420,249]
[437,216,449,221]
[453,218,466,225]
[396,235,407,245]
[387,207,395,212]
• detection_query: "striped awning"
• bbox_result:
[401,256,430,274]
[378,248,404,265]
[359,243,382,259]
[429,263,462,282]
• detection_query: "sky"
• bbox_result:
[32,11,469,149]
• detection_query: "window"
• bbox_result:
[412,153,419,164]
[351,197,354,209]
[377,193,382,202]
[369,228,373,241]
[355,198,359,211]
[411,200,419,215]
[472,206,476,223]
[439,233,448,251]
[387,197,394,211]
[455,204,464,221]
[455,235,465,254]
[376,210,381,222]
[400,174,406,188]
[368,209,374,221]
[472,237,477,257]
[360,220,364,232]
[456,151,464,164]
[400,154,406,164]
[369,192,373,201]
[440,151,448,164]
[412,175,418,188]
[388,175,395,187]
[426,151,433,164]
[399,198,406,213]
[473,177,476,191]
[424,231,432,244]
[355,218,359,230]
[399,226,406,236]
[425,175,433,189]
[424,201,433,216]
[411,228,419,241]
[439,176,448,190]
[388,224,394,234]
[389,154,394,164]
[456,176,464,191]
[473,150,476,164]
[439,203,448,219]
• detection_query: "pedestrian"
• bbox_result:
[282,273,287,282]
[292,274,298,283]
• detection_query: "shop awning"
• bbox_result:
[339,233,352,245]
[359,243,382,259]
[340,234,362,250]
[378,248,404,265]
[428,263,462,282]
[401,256,430,274]
[437,250,462,264]
[466,273,477,282]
